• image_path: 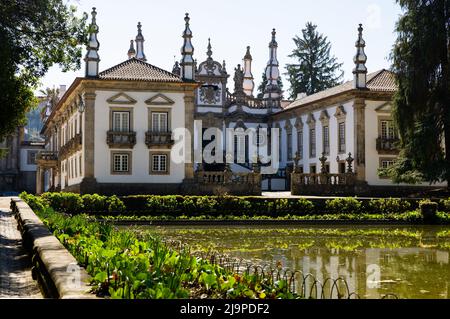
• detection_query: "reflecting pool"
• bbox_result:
[140,225,450,299]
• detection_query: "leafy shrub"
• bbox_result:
[19,192,47,213]
[367,198,411,215]
[439,198,450,212]
[325,197,362,214]
[41,192,84,214]
[107,195,126,213]
[82,194,108,212]
[419,199,438,222]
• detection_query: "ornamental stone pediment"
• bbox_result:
[375,102,392,113]
[145,93,175,106]
[106,92,137,105]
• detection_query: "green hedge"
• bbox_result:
[19,192,430,217]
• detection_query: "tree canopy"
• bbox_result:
[0,0,88,139]
[285,22,343,100]
[385,0,450,185]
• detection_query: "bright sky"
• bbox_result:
[37,0,403,95]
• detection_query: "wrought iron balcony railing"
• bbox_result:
[145,131,174,148]
[376,138,399,153]
[106,131,136,148]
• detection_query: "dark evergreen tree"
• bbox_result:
[285,22,344,99]
[0,0,88,139]
[256,72,284,99]
[384,0,450,186]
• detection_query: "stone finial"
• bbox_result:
[84,7,100,77]
[243,46,255,97]
[353,24,367,89]
[263,28,281,104]
[135,22,147,62]
[180,13,195,80]
[127,40,136,59]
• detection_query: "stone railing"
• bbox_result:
[376,138,399,154]
[193,168,262,195]
[10,198,96,299]
[106,131,136,148]
[59,133,82,158]
[291,172,357,196]
[225,90,265,108]
[37,151,58,162]
[145,131,174,148]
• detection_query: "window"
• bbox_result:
[152,154,168,173]
[113,153,129,173]
[297,130,303,159]
[338,122,346,154]
[79,155,82,176]
[381,120,396,140]
[323,126,330,155]
[151,112,168,132]
[380,159,396,169]
[309,128,316,158]
[27,151,38,165]
[287,133,293,160]
[112,111,130,132]
[310,164,317,174]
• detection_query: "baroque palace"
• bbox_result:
[33,8,440,196]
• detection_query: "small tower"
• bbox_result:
[353,24,367,89]
[243,46,255,97]
[135,22,147,62]
[84,7,100,78]
[127,40,136,59]
[263,29,282,104]
[180,13,195,81]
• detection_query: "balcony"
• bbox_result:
[145,131,174,148]
[106,131,136,149]
[59,133,82,158]
[36,151,58,168]
[376,138,399,154]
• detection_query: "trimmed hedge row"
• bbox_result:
[20,192,436,217]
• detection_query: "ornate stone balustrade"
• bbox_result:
[59,133,82,158]
[145,131,174,148]
[106,131,136,149]
[36,151,58,168]
[291,152,360,195]
[193,166,262,195]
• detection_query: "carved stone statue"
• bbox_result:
[234,64,244,93]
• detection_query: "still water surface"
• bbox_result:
[141,225,450,299]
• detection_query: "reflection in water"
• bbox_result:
[138,225,450,299]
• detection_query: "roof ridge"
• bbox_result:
[99,57,181,79]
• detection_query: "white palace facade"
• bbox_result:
[36,8,440,196]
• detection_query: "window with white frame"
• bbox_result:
[151,112,168,132]
[338,122,346,154]
[380,120,396,140]
[323,126,330,155]
[309,128,316,158]
[297,130,303,159]
[112,111,130,132]
[287,132,293,160]
[380,159,396,169]
[113,153,129,172]
[152,154,168,173]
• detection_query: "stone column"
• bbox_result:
[184,93,195,180]
[36,166,45,195]
[80,90,97,193]
[353,98,366,182]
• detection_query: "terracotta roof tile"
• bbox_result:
[283,69,397,111]
[99,58,183,82]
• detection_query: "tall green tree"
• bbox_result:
[385,0,450,186]
[0,0,88,139]
[256,72,284,99]
[285,22,344,99]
